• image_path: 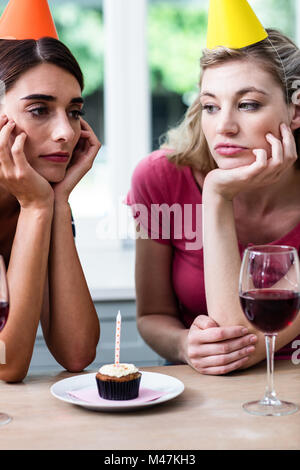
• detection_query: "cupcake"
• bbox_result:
[96,363,141,400]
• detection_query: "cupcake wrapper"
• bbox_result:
[96,375,141,400]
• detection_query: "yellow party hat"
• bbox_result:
[206,0,268,49]
[0,0,58,40]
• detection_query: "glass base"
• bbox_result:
[0,413,11,426]
[243,397,298,416]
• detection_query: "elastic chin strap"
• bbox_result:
[266,36,290,110]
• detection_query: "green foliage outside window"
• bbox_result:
[0,0,296,98]
[148,4,207,95]
[53,4,103,97]
[148,0,296,96]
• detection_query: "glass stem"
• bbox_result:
[264,334,278,403]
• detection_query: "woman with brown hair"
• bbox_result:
[127,25,300,375]
[0,36,100,382]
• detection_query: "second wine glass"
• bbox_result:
[0,255,11,425]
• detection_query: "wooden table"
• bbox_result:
[0,361,300,450]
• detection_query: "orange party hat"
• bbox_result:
[0,0,58,40]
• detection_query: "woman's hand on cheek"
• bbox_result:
[204,123,298,201]
[0,115,54,210]
[52,118,101,203]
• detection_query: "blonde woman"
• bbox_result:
[127,29,300,375]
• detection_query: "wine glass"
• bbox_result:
[239,245,300,416]
[0,255,11,425]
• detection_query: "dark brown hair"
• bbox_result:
[0,36,84,92]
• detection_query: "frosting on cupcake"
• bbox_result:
[98,363,138,378]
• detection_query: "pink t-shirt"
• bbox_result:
[126,149,300,360]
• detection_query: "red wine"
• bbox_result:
[0,301,8,332]
[240,290,300,333]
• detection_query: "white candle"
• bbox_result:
[114,310,121,366]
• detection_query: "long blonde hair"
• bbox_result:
[160,28,300,173]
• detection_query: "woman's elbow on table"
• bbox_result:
[48,319,100,373]
[58,346,98,373]
[0,363,30,383]
[63,357,95,373]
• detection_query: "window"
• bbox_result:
[0,0,298,300]
[70,0,150,300]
